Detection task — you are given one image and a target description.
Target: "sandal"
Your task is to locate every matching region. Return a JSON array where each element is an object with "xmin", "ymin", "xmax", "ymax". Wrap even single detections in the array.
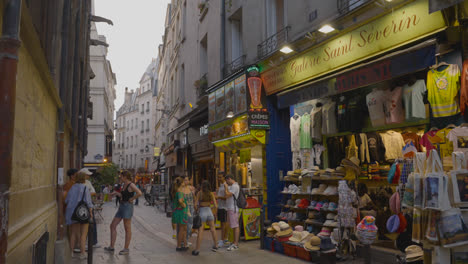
[{"xmin": 104, "ymin": 247, "xmax": 114, "ymax": 252}]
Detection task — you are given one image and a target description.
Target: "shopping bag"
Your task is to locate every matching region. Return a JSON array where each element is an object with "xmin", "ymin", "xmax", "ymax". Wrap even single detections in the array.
[
  {"xmin": 402, "ymin": 172, "xmax": 414, "ymax": 208},
  {"xmin": 438, "ymin": 208, "xmax": 468, "ymax": 245},
  {"xmin": 449, "ymin": 152, "xmax": 468, "ymax": 207},
  {"xmin": 425, "ymin": 210, "xmax": 440, "ymax": 243},
  {"xmin": 423, "ymin": 150, "xmax": 451, "ymax": 211},
  {"xmin": 412, "ymin": 208, "xmax": 423, "ymax": 243}
]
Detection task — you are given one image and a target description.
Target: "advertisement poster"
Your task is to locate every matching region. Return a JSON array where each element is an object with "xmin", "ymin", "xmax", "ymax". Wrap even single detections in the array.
[
  {"xmin": 215, "ymin": 86, "xmax": 225, "ymax": 122},
  {"xmin": 208, "ymin": 92, "xmax": 216, "ymax": 124},
  {"xmin": 242, "ymin": 208, "xmax": 261, "ymax": 240},
  {"xmin": 225, "ymin": 81, "xmax": 235, "ymax": 114},
  {"xmin": 234, "ymin": 75, "xmax": 247, "ymax": 114}
]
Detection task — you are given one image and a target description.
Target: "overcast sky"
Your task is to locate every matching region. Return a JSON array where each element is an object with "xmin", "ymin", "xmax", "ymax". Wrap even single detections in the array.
[{"xmin": 94, "ymin": 0, "xmax": 170, "ymax": 115}]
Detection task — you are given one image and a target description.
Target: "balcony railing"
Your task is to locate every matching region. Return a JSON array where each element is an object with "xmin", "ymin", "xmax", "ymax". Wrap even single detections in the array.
[
  {"xmin": 195, "ymin": 73, "xmax": 208, "ymax": 97},
  {"xmin": 257, "ymin": 26, "xmax": 290, "ymax": 60},
  {"xmin": 223, "ymin": 55, "xmax": 246, "ymax": 78},
  {"xmin": 337, "ymin": 0, "xmax": 372, "ymax": 16}
]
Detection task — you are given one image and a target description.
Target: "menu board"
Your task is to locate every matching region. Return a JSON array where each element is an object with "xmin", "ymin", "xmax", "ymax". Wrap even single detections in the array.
[
  {"xmin": 215, "ymin": 86, "xmax": 225, "ymax": 122},
  {"xmin": 234, "ymin": 75, "xmax": 247, "ymax": 114},
  {"xmin": 208, "ymin": 92, "xmax": 216, "ymax": 123},
  {"xmin": 225, "ymin": 81, "xmax": 235, "ymax": 114}
]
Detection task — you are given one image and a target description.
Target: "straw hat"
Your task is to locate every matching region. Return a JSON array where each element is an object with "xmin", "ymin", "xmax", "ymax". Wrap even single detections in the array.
[
  {"xmin": 289, "ymin": 231, "xmax": 304, "ymax": 242},
  {"xmin": 304, "ymin": 236, "xmax": 321, "ymax": 251},
  {"xmin": 405, "ymin": 245, "xmax": 423, "ymax": 262},
  {"xmin": 272, "ymin": 222, "xmax": 281, "ymax": 232}
]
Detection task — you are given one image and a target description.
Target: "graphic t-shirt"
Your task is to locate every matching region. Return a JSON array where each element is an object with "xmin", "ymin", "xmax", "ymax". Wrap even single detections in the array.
[
  {"xmin": 420, "ymin": 130, "xmax": 439, "ymax": 157},
  {"xmin": 367, "ymin": 89, "xmax": 388, "ymax": 127},
  {"xmin": 379, "ymin": 131, "xmax": 405, "ymax": 161},
  {"xmin": 427, "ymin": 64, "xmax": 461, "ymax": 117},
  {"xmin": 337, "ymin": 96, "xmax": 347, "ymax": 132},
  {"xmin": 347, "ymin": 95, "xmax": 366, "ymax": 132},
  {"xmin": 327, "ymin": 137, "xmax": 347, "ymax": 168},
  {"xmin": 300, "ymin": 113, "xmax": 312, "ymax": 149},
  {"xmin": 402, "ymin": 80, "xmax": 427, "ymax": 120},
  {"xmin": 311, "ymin": 107, "xmax": 322, "ymax": 141},
  {"xmin": 384, "ymin": 87, "xmax": 405, "ymax": 124},
  {"xmin": 366, "ymin": 132, "xmax": 386, "ymax": 163},
  {"xmin": 402, "ymin": 132, "xmax": 422, "ymax": 152},
  {"xmin": 322, "ymin": 101, "xmax": 337, "ymax": 135},
  {"xmin": 448, "ymin": 127, "xmax": 468, "ymax": 158},
  {"xmin": 290, "ymin": 115, "xmax": 301, "ymax": 152}
]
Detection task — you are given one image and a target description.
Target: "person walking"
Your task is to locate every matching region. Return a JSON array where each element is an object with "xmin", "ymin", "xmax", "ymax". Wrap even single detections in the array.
[
  {"xmin": 224, "ymin": 174, "xmax": 240, "ymax": 251},
  {"xmin": 192, "ymin": 180, "xmax": 218, "ymax": 256},
  {"xmin": 104, "ymin": 170, "xmax": 142, "ymax": 255},
  {"xmin": 65, "ymin": 172, "xmax": 94, "ymax": 259},
  {"xmin": 172, "ymin": 177, "xmax": 190, "ymax": 251},
  {"xmin": 79, "ymin": 168, "xmax": 100, "ymax": 249},
  {"xmin": 215, "ymin": 173, "xmax": 229, "ymax": 248},
  {"xmin": 103, "ymin": 185, "xmax": 109, "ymax": 202},
  {"xmin": 182, "ymin": 176, "xmax": 195, "ymax": 246}
]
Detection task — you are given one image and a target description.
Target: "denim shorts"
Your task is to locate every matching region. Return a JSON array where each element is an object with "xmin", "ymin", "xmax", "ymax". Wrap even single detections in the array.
[
  {"xmin": 199, "ymin": 207, "xmax": 214, "ymax": 223},
  {"xmin": 115, "ymin": 202, "xmax": 134, "ymax": 219}
]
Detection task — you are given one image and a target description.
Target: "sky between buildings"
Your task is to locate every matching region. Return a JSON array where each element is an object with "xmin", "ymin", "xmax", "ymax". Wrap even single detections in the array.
[{"xmin": 94, "ymin": 0, "xmax": 170, "ymax": 117}]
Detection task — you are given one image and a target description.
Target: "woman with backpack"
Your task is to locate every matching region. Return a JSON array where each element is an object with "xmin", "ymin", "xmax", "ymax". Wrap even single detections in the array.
[
  {"xmin": 105, "ymin": 170, "xmax": 142, "ymax": 255},
  {"xmin": 65, "ymin": 172, "xmax": 94, "ymax": 259},
  {"xmin": 192, "ymin": 180, "xmax": 218, "ymax": 256}
]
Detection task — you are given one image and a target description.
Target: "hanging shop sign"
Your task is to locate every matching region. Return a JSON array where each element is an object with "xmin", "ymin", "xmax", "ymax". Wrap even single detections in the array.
[
  {"xmin": 208, "ymin": 115, "xmax": 249, "ymax": 142},
  {"xmin": 246, "ymin": 66, "xmax": 270, "ymax": 130},
  {"xmin": 153, "ymin": 147, "xmax": 160, "ymax": 157},
  {"xmin": 261, "ymin": 0, "xmax": 446, "ymax": 95},
  {"xmin": 248, "ymin": 109, "xmax": 270, "ymax": 129}
]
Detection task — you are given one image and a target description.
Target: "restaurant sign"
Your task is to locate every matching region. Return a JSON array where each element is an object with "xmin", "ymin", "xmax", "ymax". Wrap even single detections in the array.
[{"xmin": 261, "ymin": 0, "xmax": 446, "ymax": 95}]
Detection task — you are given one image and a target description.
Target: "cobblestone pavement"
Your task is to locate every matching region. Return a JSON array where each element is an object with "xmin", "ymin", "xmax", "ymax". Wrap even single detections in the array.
[{"xmin": 69, "ymin": 201, "xmax": 319, "ymax": 264}]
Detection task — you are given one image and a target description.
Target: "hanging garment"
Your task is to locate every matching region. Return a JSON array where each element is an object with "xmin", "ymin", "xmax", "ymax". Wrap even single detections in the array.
[
  {"xmin": 314, "ymin": 144, "xmax": 325, "ymax": 166},
  {"xmin": 427, "ymin": 64, "xmax": 461, "ymax": 117},
  {"xmin": 459, "ymin": 59, "xmax": 468, "ymax": 115},
  {"xmin": 357, "ymin": 133, "xmax": 370, "ymax": 164},
  {"xmin": 337, "ymin": 96, "xmax": 347, "ymax": 132},
  {"xmin": 366, "ymin": 132, "xmax": 386, "ymax": 163},
  {"xmin": 346, "ymin": 135, "xmax": 359, "ymax": 159},
  {"xmin": 300, "ymin": 113, "xmax": 312, "ymax": 149},
  {"xmin": 327, "ymin": 137, "xmax": 347, "ymax": 168},
  {"xmin": 367, "ymin": 88, "xmax": 389, "ymax": 127},
  {"xmin": 403, "ymin": 79, "xmax": 427, "ymax": 120},
  {"xmin": 322, "ymin": 101, "xmax": 337, "ymax": 135},
  {"xmin": 290, "ymin": 115, "xmax": 301, "ymax": 152},
  {"xmin": 420, "ymin": 130, "xmax": 439, "ymax": 157},
  {"xmin": 379, "ymin": 131, "xmax": 405, "ymax": 161},
  {"xmin": 447, "ymin": 126, "xmax": 468, "ymax": 159},
  {"xmin": 347, "ymin": 94, "xmax": 366, "ymax": 132},
  {"xmin": 402, "ymin": 132, "xmax": 422, "ymax": 152},
  {"xmin": 384, "ymin": 87, "xmax": 405, "ymax": 124},
  {"xmin": 311, "ymin": 107, "xmax": 322, "ymax": 142}
]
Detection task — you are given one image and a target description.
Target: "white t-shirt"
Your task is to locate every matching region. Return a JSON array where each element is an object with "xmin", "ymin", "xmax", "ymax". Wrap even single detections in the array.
[
  {"xmin": 217, "ymin": 184, "xmax": 226, "ymax": 209},
  {"xmin": 225, "ymin": 182, "xmax": 240, "ymax": 211},
  {"xmin": 85, "ymin": 180, "xmax": 96, "ymax": 194},
  {"xmin": 290, "ymin": 115, "xmax": 301, "ymax": 152},
  {"xmin": 103, "ymin": 187, "xmax": 109, "ymax": 194},
  {"xmin": 379, "ymin": 130, "xmax": 405, "ymax": 161},
  {"xmin": 367, "ymin": 89, "xmax": 388, "ymax": 127},
  {"xmin": 448, "ymin": 127, "xmax": 468, "ymax": 158},
  {"xmin": 402, "ymin": 80, "xmax": 427, "ymax": 120}
]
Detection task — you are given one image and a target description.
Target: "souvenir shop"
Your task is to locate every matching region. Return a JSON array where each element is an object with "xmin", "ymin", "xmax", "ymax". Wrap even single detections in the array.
[
  {"xmin": 261, "ymin": 0, "xmax": 468, "ymax": 263},
  {"xmin": 207, "ymin": 67, "xmax": 268, "ymax": 240}
]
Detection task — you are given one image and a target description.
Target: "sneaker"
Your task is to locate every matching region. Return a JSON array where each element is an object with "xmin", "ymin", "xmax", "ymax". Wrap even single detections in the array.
[
  {"xmin": 211, "ymin": 246, "xmax": 218, "ymax": 252},
  {"xmin": 79, "ymin": 254, "xmax": 87, "ymax": 260},
  {"xmin": 227, "ymin": 244, "xmax": 239, "ymax": 251},
  {"xmin": 119, "ymin": 249, "xmax": 130, "ymax": 255},
  {"xmin": 93, "ymin": 244, "xmax": 101, "ymax": 249},
  {"xmin": 104, "ymin": 247, "xmax": 115, "ymax": 252},
  {"xmin": 192, "ymin": 250, "xmax": 199, "ymax": 256},
  {"xmin": 223, "ymin": 240, "xmax": 231, "ymax": 248},
  {"xmin": 217, "ymin": 240, "xmax": 224, "ymax": 248},
  {"xmin": 187, "ymin": 242, "xmax": 192, "ymax": 247},
  {"xmin": 73, "ymin": 248, "xmax": 81, "ymax": 253}
]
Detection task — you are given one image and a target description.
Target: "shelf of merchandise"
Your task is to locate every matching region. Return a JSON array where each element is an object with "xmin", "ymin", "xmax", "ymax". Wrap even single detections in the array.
[
  {"xmin": 280, "ymin": 192, "xmax": 311, "ymax": 196},
  {"xmin": 311, "ymin": 177, "xmax": 344, "ymax": 181}
]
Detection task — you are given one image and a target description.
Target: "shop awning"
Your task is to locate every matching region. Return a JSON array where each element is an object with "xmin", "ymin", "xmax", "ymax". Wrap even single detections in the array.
[{"xmin": 212, "ymin": 129, "xmax": 267, "ymax": 152}]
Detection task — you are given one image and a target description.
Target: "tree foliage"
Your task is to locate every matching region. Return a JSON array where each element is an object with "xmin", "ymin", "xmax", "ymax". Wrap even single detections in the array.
[{"xmin": 92, "ymin": 163, "xmax": 119, "ymax": 192}]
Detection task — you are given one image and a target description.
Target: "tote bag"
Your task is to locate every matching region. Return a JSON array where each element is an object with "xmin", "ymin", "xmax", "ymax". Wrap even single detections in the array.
[
  {"xmin": 413, "ymin": 153, "xmax": 425, "ymax": 208},
  {"xmin": 71, "ymin": 187, "xmax": 90, "ymax": 224},
  {"xmin": 423, "ymin": 150, "xmax": 451, "ymax": 211}
]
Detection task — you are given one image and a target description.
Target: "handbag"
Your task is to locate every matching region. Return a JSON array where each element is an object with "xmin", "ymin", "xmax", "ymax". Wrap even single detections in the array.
[
  {"xmin": 192, "ymin": 214, "xmax": 202, "ymax": 230},
  {"xmin": 72, "ymin": 187, "xmax": 91, "ymax": 224}
]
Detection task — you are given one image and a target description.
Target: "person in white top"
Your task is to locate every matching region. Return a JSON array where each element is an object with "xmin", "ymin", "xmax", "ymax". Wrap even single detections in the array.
[
  {"xmin": 215, "ymin": 173, "xmax": 229, "ymax": 248},
  {"xmin": 224, "ymin": 174, "xmax": 240, "ymax": 251}
]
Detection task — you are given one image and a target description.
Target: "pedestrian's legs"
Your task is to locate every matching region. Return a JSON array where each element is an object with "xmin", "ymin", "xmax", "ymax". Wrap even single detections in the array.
[
  {"xmin": 135, "ymin": 197, "xmax": 139, "ymax": 206},
  {"xmin": 194, "ymin": 224, "xmax": 204, "ymax": 251},
  {"xmin": 109, "ymin": 217, "xmax": 122, "ymax": 248},
  {"xmin": 80, "ymin": 223, "xmax": 89, "ymax": 254},
  {"xmin": 70, "ymin": 224, "xmax": 79, "ymax": 252},
  {"xmin": 186, "ymin": 206, "xmax": 193, "ymax": 241},
  {"xmin": 123, "ymin": 219, "xmax": 132, "ymax": 249},
  {"xmin": 221, "ymin": 222, "xmax": 228, "ymax": 241},
  {"xmin": 233, "ymin": 227, "xmax": 240, "ymax": 246},
  {"xmin": 177, "ymin": 224, "xmax": 187, "ymax": 248},
  {"xmin": 172, "ymin": 223, "xmax": 177, "ymax": 239},
  {"xmin": 208, "ymin": 220, "xmax": 217, "ymax": 247}
]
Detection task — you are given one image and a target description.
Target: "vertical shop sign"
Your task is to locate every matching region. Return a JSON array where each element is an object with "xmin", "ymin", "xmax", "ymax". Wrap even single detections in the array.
[
  {"xmin": 225, "ymin": 81, "xmax": 235, "ymax": 114},
  {"xmin": 215, "ymin": 86, "xmax": 225, "ymax": 122},
  {"xmin": 234, "ymin": 74, "xmax": 247, "ymax": 114},
  {"xmin": 247, "ymin": 66, "xmax": 270, "ymax": 129},
  {"xmin": 208, "ymin": 92, "xmax": 216, "ymax": 123}
]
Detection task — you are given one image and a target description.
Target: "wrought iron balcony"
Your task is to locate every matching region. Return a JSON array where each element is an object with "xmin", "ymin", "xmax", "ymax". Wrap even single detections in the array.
[
  {"xmin": 257, "ymin": 26, "xmax": 290, "ymax": 60},
  {"xmin": 337, "ymin": 0, "xmax": 372, "ymax": 16},
  {"xmin": 223, "ymin": 55, "xmax": 246, "ymax": 78}
]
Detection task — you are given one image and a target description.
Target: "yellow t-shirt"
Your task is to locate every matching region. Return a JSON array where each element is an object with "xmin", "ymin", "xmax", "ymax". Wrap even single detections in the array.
[{"xmin": 427, "ymin": 65, "xmax": 460, "ymax": 117}]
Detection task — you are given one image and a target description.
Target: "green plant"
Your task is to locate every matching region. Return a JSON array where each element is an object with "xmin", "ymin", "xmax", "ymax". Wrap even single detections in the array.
[{"xmin": 92, "ymin": 163, "xmax": 119, "ymax": 191}]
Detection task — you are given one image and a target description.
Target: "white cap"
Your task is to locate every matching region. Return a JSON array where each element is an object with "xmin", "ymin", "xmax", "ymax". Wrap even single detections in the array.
[{"xmin": 79, "ymin": 168, "xmax": 93, "ymax": 175}]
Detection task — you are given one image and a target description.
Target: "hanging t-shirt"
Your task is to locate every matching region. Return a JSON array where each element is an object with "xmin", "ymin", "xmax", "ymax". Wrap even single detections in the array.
[
  {"xmin": 322, "ymin": 101, "xmax": 337, "ymax": 135},
  {"xmin": 314, "ymin": 144, "xmax": 325, "ymax": 166},
  {"xmin": 435, "ymin": 127, "xmax": 454, "ymax": 167},
  {"xmin": 420, "ymin": 130, "xmax": 439, "ymax": 157},
  {"xmin": 356, "ymin": 133, "xmax": 370, "ymax": 164},
  {"xmin": 384, "ymin": 87, "xmax": 405, "ymax": 124},
  {"xmin": 366, "ymin": 132, "xmax": 386, "ymax": 163},
  {"xmin": 402, "ymin": 80, "xmax": 427, "ymax": 120},
  {"xmin": 379, "ymin": 131, "xmax": 405, "ymax": 161},
  {"xmin": 346, "ymin": 135, "xmax": 359, "ymax": 159},
  {"xmin": 292, "ymin": 151, "xmax": 302, "ymax": 170},
  {"xmin": 290, "ymin": 115, "xmax": 301, "ymax": 152},
  {"xmin": 347, "ymin": 95, "xmax": 366, "ymax": 132},
  {"xmin": 301, "ymin": 148, "xmax": 315, "ymax": 169},
  {"xmin": 367, "ymin": 89, "xmax": 388, "ymax": 127},
  {"xmin": 337, "ymin": 96, "xmax": 347, "ymax": 132},
  {"xmin": 427, "ymin": 64, "xmax": 461, "ymax": 117},
  {"xmin": 311, "ymin": 107, "xmax": 322, "ymax": 142},
  {"xmin": 327, "ymin": 136, "xmax": 347, "ymax": 168},
  {"xmin": 460, "ymin": 59, "xmax": 468, "ymax": 115},
  {"xmin": 402, "ymin": 132, "xmax": 422, "ymax": 152},
  {"xmin": 300, "ymin": 113, "xmax": 312, "ymax": 149},
  {"xmin": 448, "ymin": 127, "xmax": 468, "ymax": 158}
]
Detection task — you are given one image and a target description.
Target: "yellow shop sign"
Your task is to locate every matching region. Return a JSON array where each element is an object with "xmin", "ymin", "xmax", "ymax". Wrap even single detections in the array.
[{"xmin": 261, "ymin": 0, "xmax": 446, "ymax": 95}]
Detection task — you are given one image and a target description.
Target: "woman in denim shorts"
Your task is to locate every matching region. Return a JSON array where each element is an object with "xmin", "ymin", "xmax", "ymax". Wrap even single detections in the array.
[
  {"xmin": 192, "ymin": 180, "xmax": 218, "ymax": 256},
  {"xmin": 105, "ymin": 171, "xmax": 142, "ymax": 255}
]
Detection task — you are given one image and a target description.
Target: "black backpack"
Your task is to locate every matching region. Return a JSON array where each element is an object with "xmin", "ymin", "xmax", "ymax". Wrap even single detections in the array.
[
  {"xmin": 234, "ymin": 187, "xmax": 247, "ymax": 211},
  {"xmin": 72, "ymin": 187, "xmax": 90, "ymax": 224}
]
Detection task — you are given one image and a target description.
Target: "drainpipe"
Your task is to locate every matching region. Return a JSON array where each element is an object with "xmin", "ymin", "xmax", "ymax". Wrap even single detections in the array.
[
  {"xmin": 0, "ymin": 0, "xmax": 22, "ymax": 262},
  {"xmin": 57, "ymin": 0, "xmax": 71, "ymax": 241},
  {"xmin": 220, "ymin": 0, "xmax": 226, "ymax": 79}
]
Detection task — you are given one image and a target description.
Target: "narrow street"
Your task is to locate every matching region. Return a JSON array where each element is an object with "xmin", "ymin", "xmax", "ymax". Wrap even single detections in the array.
[{"xmin": 71, "ymin": 201, "xmax": 310, "ymax": 264}]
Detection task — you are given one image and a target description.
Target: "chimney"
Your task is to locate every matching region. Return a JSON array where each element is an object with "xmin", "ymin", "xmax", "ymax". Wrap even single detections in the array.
[{"xmin": 124, "ymin": 87, "xmax": 132, "ymax": 103}]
